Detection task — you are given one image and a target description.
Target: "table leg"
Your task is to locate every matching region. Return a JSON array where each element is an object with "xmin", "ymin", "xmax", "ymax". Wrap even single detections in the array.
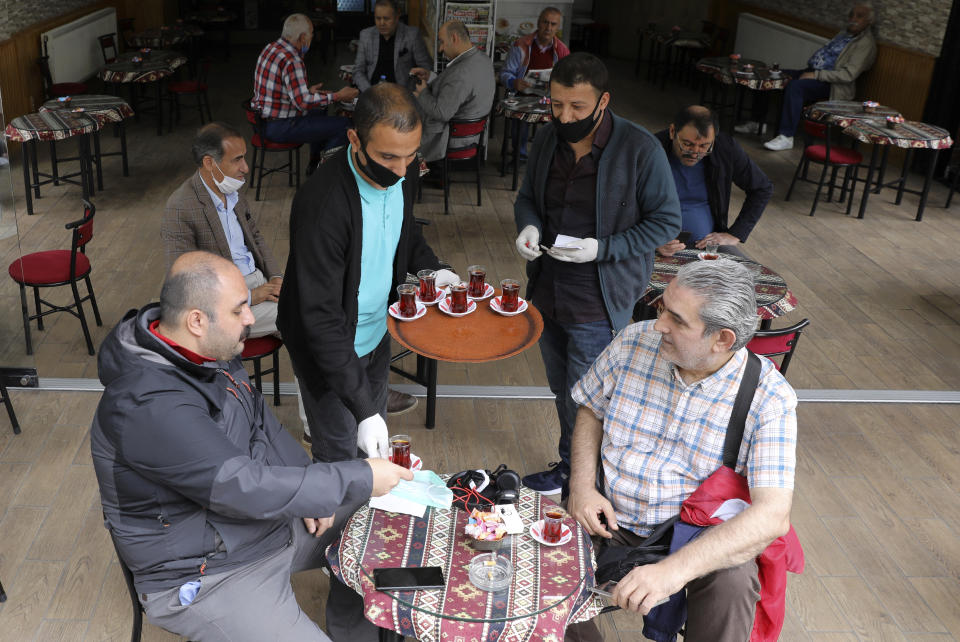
[
  {"xmin": 30, "ymin": 141, "xmax": 41, "ymax": 200},
  {"xmin": 79, "ymin": 135, "xmax": 94, "ymax": 199},
  {"xmin": 856, "ymin": 145, "xmax": 880, "ymax": 219},
  {"xmin": 22, "ymin": 141, "xmax": 34, "ymax": 215},
  {"xmin": 156, "ymin": 80, "xmax": 164, "ymax": 136},
  {"xmin": 875, "ymin": 146, "xmax": 890, "ymax": 194},
  {"xmin": 426, "ymin": 357, "xmax": 437, "ymax": 429},
  {"xmin": 512, "ymin": 124, "xmax": 520, "ymax": 191},
  {"xmin": 916, "ymin": 149, "xmax": 939, "ymax": 222},
  {"xmin": 499, "ymin": 119, "xmax": 509, "ymax": 177},
  {"xmin": 93, "ymin": 130, "xmax": 104, "ymax": 191},
  {"xmin": 895, "ymin": 148, "xmax": 912, "ymax": 206},
  {"xmin": 731, "ymin": 86, "xmax": 744, "ymax": 134},
  {"xmin": 120, "ymin": 121, "xmax": 129, "ymax": 176},
  {"xmin": 49, "ymin": 141, "xmax": 60, "ymax": 186}
]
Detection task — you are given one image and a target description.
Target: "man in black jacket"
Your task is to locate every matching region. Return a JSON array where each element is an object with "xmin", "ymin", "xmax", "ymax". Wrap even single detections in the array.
[
  {"xmin": 655, "ymin": 106, "xmax": 772, "ymax": 258},
  {"xmin": 278, "ymin": 83, "xmax": 458, "ymax": 464},
  {"xmin": 91, "ymin": 251, "xmax": 412, "ymax": 641}
]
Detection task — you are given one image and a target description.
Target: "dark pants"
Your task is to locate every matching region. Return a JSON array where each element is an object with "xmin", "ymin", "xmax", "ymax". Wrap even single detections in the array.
[
  {"xmin": 566, "ymin": 526, "xmax": 761, "ymax": 642},
  {"xmin": 776, "ymin": 70, "xmax": 831, "ymax": 137},
  {"xmin": 538, "ymin": 315, "xmax": 615, "ymax": 475},
  {"xmin": 263, "ymin": 110, "xmax": 351, "ymax": 160},
  {"xmin": 291, "ymin": 333, "xmax": 391, "ymax": 463}
]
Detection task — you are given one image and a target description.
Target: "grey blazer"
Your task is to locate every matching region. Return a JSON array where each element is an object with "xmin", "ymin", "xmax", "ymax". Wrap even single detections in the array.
[
  {"xmin": 354, "ymin": 23, "xmax": 432, "ymax": 92},
  {"xmin": 417, "ymin": 47, "xmax": 496, "ymax": 162}
]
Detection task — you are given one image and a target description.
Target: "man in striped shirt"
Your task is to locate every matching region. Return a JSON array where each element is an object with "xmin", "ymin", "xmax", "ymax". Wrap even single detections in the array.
[
  {"xmin": 567, "ymin": 259, "xmax": 797, "ymax": 641},
  {"xmin": 252, "ymin": 13, "xmax": 359, "ymax": 169}
]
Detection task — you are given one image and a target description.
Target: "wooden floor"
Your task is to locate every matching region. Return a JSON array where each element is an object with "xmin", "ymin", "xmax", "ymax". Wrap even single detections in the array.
[{"xmin": 0, "ymin": 42, "xmax": 959, "ymax": 641}]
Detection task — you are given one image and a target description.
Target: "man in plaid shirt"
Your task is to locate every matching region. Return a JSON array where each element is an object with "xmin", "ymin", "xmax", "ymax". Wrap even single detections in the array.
[
  {"xmin": 567, "ymin": 259, "xmax": 797, "ymax": 642},
  {"xmin": 252, "ymin": 14, "xmax": 359, "ymax": 168}
]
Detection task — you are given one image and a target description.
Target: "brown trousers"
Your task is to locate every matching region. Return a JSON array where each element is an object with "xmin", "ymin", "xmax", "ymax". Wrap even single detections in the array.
[{"xmin": 566, "ymin": 526, "xmax": 761, "ymax": 642}]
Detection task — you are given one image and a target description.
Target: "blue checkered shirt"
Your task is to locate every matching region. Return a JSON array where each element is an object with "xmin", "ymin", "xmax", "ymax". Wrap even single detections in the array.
[
  {"xmin": 807, "ymin": 32, "xmax": 854, "ymax": 71},
  {"xmin": 571, "ymin": 320, "xmax": 797, "ymax": 536}
]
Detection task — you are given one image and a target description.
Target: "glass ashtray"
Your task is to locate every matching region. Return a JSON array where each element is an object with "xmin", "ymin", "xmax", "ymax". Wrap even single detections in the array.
[{"xmin": 468, "ymin": 553, "xmax": 512, "ymax": 592}]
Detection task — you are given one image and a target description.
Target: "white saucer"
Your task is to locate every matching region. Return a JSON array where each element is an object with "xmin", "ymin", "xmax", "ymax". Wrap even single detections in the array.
[
  {"xmin": 529, "ymin": 520, "xmax": 573, "ymax": 547},
  {"xmin": 388, "ymin": 300, "xmax": 427, "ymax": 321},
  {"xmin": 416, "ymin": 287, "xmax": 448, "ymax": 306},
  {"xmin": 489, "ymin": 296, "xmax": 528, "ymax": 316},
  {"xmin": 438, "ymin": 297, "xmax": 477, "ymax": 317},
  {"xmin": 467, "ymin": 283, "xmax": 495, "ymax": 301},
  {"xmin": 697, "ymin": 252, "xmax": 722, "ymax": 261}
]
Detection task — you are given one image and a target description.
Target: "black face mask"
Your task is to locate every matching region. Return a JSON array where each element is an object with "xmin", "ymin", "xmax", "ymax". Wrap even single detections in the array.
[
  {"xmin": 552, "ymin": 97, "xmax": 602, "ymax": 144},
  {"xmin": 357, "ymin": 144, "xmax": 407, "ymax": 188}
]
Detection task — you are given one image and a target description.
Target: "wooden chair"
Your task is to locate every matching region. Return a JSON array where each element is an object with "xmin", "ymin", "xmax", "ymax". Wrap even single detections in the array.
[
  {"xmin": 7, "ymin": 200, "xmax": 102, "ymax": 355},
  {"xmin": 98, "ymin": 33, "xmax": 119, "ymax": 64},
  {"xmin": 166, "ymin": 61, "xmax": 213, "ymax": 131},
  {"xmin": 440, "ymin": 116, "xmax": 488, "ymax": 214},
  {"xmin": 785, "ymin": 120, "xmax": 862, "ymax": 216},
  {"xmin": 242, "ymin": 100, "xmax": 302, "ymax": 201},
  {"xmin": 118, "ymin": 17, "xmax": 136, "ymax": 50},
  {"xmin": 747, "ymin": 318, "xmax": 811, "ymax": 376},
  {"xmin": 37, "ymin": 55, "xmax": 89, "ymax": 100},
  {"xmin": 241, "ymin": 336, "xmax": 283, "ymax": 406}
]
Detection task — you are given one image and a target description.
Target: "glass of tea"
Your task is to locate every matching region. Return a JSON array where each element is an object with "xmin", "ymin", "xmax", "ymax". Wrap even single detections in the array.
[
  {"xmin": 396, "ymin": 284, "xmax": 418, "ymax": 317},
  {"xmin": 449, "ymin": 283, "xmax": 468, "ymax": 313},
  {"xmin": 390, "ymin": 434, "xmax": 411, "ymax": 468},
  {"xmin": 467, "ymin": 265, "xmax": 486, "ymax": 298},
  {"xmin": 417, "ymin": 269, "xmax": 437, "ymax": 302},
  {"xmin": 500, "ymin": 279, "xmax": 520, "ymax": 312},
  {"xmin": 543, "ymin": 509, "xmax": 564, "ymax": 544}
]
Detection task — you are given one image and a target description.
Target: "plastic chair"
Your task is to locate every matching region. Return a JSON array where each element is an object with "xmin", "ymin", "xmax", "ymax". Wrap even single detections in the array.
[
  {"xmin": 747, "ymin": 318, "xmax": 811, "ymax": 376},
  {"xmin": 241, "ymin": 336, "xmax": 283, "ymax": 406},
  {"xmin": 441, "ymin": 116, "xmax": 488, "ymax": 215},
  {"xmin": 166, "ymin": 61, "xmax": 213, "ymax": 131},
  {"xmin": 785, "ymin": 120, "xmax": 862, "ymax": 217},
  {"xmin": 37, "ymin": 56, "xmax": 88, "ymax": 100},
  {"xmin": 243, "ymin": 100, "xmax": 302, "ymax": 201},
  {"xmin": 7, "ymin": 200, "xmax": 102, "ymax": 355},
  {"xmin": 98, "ymin": 33, "xmax": 119, "ymax": 64}
]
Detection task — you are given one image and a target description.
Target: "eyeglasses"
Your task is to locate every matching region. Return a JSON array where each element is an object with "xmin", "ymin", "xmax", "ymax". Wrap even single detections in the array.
[{"xmin": 675, "ymin": 137, "xmax": 714, "ymax": 156}]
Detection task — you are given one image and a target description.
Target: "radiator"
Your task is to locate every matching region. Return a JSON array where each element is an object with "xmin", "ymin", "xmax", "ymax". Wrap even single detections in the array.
[
  {"xmin": 733, "ymin": 12, "xmax": 828, "ymax": 69},
  {"xmin": 41, "ymin": 7, "xmax": 118, "ymax": 84}
]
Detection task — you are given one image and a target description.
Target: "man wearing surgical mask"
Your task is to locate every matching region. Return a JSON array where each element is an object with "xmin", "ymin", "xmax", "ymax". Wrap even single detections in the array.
[
  {"xmin": 279, "ymin": 83, "xmax": 459, "ymax": 465},
  {"xmin": 513, "ymin": 52, "xmax": 681, "ymax": 497},
  {"xmin": 655, "ymin": 106, "xmax": 772, "ymax": 258}
]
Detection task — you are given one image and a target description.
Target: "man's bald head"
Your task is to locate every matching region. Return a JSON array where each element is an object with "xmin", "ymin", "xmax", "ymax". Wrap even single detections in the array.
[
  {"xmin": 160, "ymin": 252, "xmax": 236, "ymax": 324},
  {"xmin": 672, "ymin": 105, "xmax": 718, "ymax": 138}
]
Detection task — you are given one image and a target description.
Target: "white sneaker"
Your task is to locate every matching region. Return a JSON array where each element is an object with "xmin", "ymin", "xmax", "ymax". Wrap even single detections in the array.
[
  {"xmin": 764, "ymin": 135, "xmax": 794, "ymax": 151},
  {"xmin": 734, "ymin": 122, "xmax": 765, "ymax": 135}
]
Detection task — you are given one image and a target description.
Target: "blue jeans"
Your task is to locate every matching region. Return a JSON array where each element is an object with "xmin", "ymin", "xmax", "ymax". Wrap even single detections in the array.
[
  {"xmin": 778, "ymin": 71, "xmax": 830, "ymax": 137},
  {"xmin": 538, "ymin": 315, "xmax": 615, "ymax": 474},
  {"xmin": 262, "ymin": 110, "xmax": 350, "ymax": 159}
]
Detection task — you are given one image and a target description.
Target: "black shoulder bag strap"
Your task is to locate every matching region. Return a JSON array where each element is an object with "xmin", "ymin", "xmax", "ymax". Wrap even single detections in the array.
[{"xmin": 722, "ymin": 351, "xmax": 762, "ymax": 470}]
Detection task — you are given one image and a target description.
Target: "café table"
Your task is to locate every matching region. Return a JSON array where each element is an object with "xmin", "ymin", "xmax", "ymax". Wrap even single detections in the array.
[
  {"xmin": 327, "ymin": 484, "xmax": 604, "ymax": 642},
  {"xmin": 496, "ymin": 96, "xmax": 552, "ymax": 191},
  {"xmin": 640, "ymin": 249, "xmax": 798, "ymax": 330},
  {"xmin": 696, "ymin": 56, "xmax": 790, "ymax": 130},
  {"xmin": 128, "ymin": 23, "xmax": 204, "ymax": 49},
  {"xmin": 388, "ymin": 287, "xmax": 544, "ymax": 429},
  {"xmin": 187, "ymin": 9, "xmax": 238, "ymax": 59},
  {"xmin": 41, "ymin": 94, "xmax": 134, "ymax": 189},
  {"xmin": 5, "ymin": 110, "xmax": 98, "ymax": 215},
  {"xmin": 841, "ymin": 118, "xmax": 953, "ymax": 221},
  {"xmin": 648, "ymin": 30, "xmax": 712, "ymax": 89},
  {"xmin": 99, "ymin": 50, "xmax": 188, "ymax": 136}
]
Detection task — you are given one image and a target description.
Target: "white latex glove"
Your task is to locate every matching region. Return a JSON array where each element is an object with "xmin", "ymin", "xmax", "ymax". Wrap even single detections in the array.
[
  {"xmin": 357, "ymin": 414, "xmax": 389, "ymax": 458},
  {"xmin": 515, "ymin": 225, "xmax": 543, "ymax": 261},
  {"xmin": 548, "ymin": 237, "xmax": 598, "ymax": 263},
  {"xmin": 434, "ymin": 268, "xmax": 460, "ymax": 288}
]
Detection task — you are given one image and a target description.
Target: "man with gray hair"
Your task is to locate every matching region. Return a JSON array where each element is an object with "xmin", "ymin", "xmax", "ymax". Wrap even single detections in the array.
[
  {"xmin": 567, "ymin": 259, "xmax": 797, "ymax": 641},
  {"xmin": 252, "ymin": 13, "xmax": 360, "ymax": 169}
]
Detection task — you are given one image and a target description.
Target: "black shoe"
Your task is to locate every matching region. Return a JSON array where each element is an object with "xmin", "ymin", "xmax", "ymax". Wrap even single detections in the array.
[{"xmin": 387, "ymin": 390, "xmax": 418, "ymax": 415}]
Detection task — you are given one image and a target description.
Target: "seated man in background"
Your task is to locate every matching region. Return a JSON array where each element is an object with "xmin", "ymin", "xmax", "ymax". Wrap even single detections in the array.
[
  {"xmin": 354, "ymin": 0, "xmax": 431, "ymax": 92},
  {"xmin": 252, "ymin": 13, "xmax": 359, "ymax": 169},
  {"xmin": 91, "ymin": 251, "xmax": 412, "ymax": 642},
  {"xmin": 567, "ymin": 259, "xmax": 797, "ymax": 642},
  {"xmin": 410, "ymin": 20, "xmax": 495, "ymax": 163},
  {"xmin": 499, "ymin": 6, "xmax": 569, "ymax": 158},
  {"xmin": 736, "ymin": 3, "xmax": 876, "ymax": 151},
  {"xmin": 656, "ymin": 106, "xmax": 772, "ymax": 258}
]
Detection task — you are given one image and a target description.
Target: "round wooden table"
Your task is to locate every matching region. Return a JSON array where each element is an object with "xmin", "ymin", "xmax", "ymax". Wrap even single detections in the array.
[
  {"xmin": 388, "ymin": 289, "xmax": 543, "ymax": 428},
  {"xmin": 496, "ymin": 96, "xmax": 552, "ymax": 191}
]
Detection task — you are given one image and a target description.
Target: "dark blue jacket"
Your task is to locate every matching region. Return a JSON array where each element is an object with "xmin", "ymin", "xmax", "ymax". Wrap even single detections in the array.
[{"xmin": 515, "ymin": 111, "xmax": 681, "ymax": 332}]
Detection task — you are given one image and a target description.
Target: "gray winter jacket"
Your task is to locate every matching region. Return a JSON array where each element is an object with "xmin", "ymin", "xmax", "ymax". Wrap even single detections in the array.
[{"xmin": 90, "ymin": 304, "xmax": 372, "ymax": 593}]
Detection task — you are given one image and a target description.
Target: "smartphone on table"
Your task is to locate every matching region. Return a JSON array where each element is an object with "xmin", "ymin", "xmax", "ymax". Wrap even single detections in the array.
[{"xmin": 373, "ymin": 566, "xmax": 446, "ymax": 591}]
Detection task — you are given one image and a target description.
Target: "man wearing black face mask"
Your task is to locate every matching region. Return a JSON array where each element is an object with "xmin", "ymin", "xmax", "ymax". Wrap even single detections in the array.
[
  {"xmin": 514, "ymin": 52, "xmax": 681, "ymax": 497},
  {"xmin": 279, "ymin": 83, "xmax": 459, "ymax": 465}
]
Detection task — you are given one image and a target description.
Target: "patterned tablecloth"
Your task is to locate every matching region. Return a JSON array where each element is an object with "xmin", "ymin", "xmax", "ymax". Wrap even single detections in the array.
[
  {"xmin": 99, "ymin": 49, "xmax": 188, "ymax": 83},
  {"xmin": 128, "ymin": 24, "xmax": 204, "ymax": 48},
  {"xmin": 642, "ymin": 250, "xmax": 798, "ymax": 320},
  {"xmin": 40, "ymin": 94, "xmax": 134, "ymax": 126},
  {"xmin": 497, "ymin": 96, "xmax": 552, "ymax": 124},
  {"xmin": 841, "ymin": 119, "xmax": 953, "ymax": 150},
  {"xmin": 5, "ymin": 109, "xmax": 100, "ymax": 143},
  {"xmin": 653, "ymin": 29, "xmax": 711, "ymax": 48},
  {"xmin": 339, "ymin": 64, "xmax": 355, "ymax": 82},
  {"xmin": 187, "ymin": 9, "xmax": 238, "ymax": 24},
  {"xmin": 804, "ymin": 100, "xmax": 902, "ymax": 128},
  {"xmin": 328, "ymin": 488, "xmax": 603, "ymax": 641},
  {"xmin": 695, "ymin": 57, "xmax": 790, "ymax": 91}
]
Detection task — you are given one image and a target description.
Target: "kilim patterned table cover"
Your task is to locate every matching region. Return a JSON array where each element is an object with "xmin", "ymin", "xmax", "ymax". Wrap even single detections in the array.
[
  {"xmin": 5, "ymin": 110, "xmax": 99, "ymax": 143},
  {"xmin": 99, "ymin": 49, "xmax": 187, "ymax": 83},
  {"xmin": 642, "ymin": 250, "xmax": 798, "ymax": 320},
  {"xmin": 804, "ymin": 100, "xmax": 901, "ymax": 128},
  {"xmin": 328, "ymin": 489, "xmax": 604, "ymax": 641},
  {"xmin": 695, "ymin": 57, "xmax": 790, "ymax": 91},
  {"xmin": 129, "ymin": 24, "xmax": 204, "ymax": 48},
  {"xmin": 40, "ymin": 94, "xmax": 134, "ymax": 127},
  {"xmin": 497, "ymin": 97, "xmax": 552, "ymax": 124},
  {"xmin": 841, "ymin": 119, "xmax": 953, "ymax": 150}
]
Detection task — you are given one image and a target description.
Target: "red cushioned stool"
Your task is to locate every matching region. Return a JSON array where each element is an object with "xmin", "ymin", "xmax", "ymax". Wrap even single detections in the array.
[
  {"xmin": 747, "ymin": 318, "xmax": 810, "ymax": 377},
  {"xmin": 785, "ymin": 120, "xmax": 863, "ymax": 217},
  {"xmin": 167, "ymin": 61, "xmax": 213, "ymax": 131},
  {"xmin": 241, "ymin": 335, "xmax": 283, "ymax": 406},
  {"xmin": 441, "ymin": 116, "xmax": 488, "ymax": 215},
  {"xmin": 243, "ymin": 99, "xmax": 301, "ymax": 201},
  {"xmin": 8, "ymin": 200, "xmax": 102, "ymax": 356}
]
